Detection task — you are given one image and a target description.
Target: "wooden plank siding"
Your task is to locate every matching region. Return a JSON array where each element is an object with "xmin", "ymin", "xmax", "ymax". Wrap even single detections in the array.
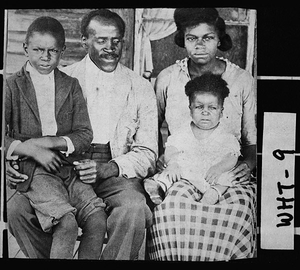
[
  {"xmin": 6, "ymin": 9, "xmax": 135, "ymax": 76},
  {"xmin": 150, "ymin": 8, "xmax": 256, "ymax": 78}
]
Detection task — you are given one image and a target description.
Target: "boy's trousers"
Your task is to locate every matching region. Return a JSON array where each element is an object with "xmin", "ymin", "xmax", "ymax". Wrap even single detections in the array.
[
  {"xmin": 22, "ymin": 165, "xmax": 105, "ymax": 233},
  {"xmin": 7, "ymin": 143, "xmax": 153, "ymax": 260}
]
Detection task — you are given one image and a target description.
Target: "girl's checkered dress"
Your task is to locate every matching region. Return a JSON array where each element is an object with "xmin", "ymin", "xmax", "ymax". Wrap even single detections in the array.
[{"xmin": 147, "ymin": 179, "xmax": 257, "ymax": 261}]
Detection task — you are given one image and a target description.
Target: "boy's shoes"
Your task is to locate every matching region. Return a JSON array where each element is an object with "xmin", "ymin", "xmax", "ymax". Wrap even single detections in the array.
[{"xmin": 144, "ymin": 178, "xmax": 165, "ymax": 205}]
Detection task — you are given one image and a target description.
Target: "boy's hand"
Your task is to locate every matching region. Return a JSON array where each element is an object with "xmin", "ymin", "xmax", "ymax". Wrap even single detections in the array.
[
  {"xmin": 18, "ymin": 138, "xmax": 62, "ymax": 173},
  {"xmin": 28, "ymin": 137, "xmax": 55, "ymax": 149},
  {"xmin": 28, "ymin": 136, "xmax": 68, "ymax": 152},
  {"xmin": 30, "ymin": 146, "xmax": 62, "ymax": 173}
]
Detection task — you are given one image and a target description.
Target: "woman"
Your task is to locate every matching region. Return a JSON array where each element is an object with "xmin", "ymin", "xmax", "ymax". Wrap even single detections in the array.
[{"xmin": 147, "ymin": 8, "xmax": 257, "ymax": 261}]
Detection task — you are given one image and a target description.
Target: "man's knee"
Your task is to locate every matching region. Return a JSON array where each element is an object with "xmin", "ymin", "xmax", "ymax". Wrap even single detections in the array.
[
  {"xmin": 97, "ymin": 177, "xmax": 153, "ymax": 227},
  {"xmin": 76, "ymin": 197, "xmax": 106, "ymax": 228},
  {"xmin": 7, "ymin": 193, "xmax": 34, "ymax": 232},
  {"xmin": 82, "ymin": 210, "xmax": 107, "ymax": 235},
  {"xmin": 109, "ymin": 191, "xmax": 153, "ymax": 227}
]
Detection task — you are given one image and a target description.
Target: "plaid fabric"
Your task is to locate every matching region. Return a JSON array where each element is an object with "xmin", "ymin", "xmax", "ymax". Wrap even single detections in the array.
[{"xmin": 147, "ymin": 179, "xmax": 257, "ymax": 261}]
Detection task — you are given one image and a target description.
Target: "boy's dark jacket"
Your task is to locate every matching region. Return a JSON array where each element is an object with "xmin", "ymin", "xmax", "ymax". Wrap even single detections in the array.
[{"xmin": 5, "ymin": 64, "xmax": 93, "ymax": 192}]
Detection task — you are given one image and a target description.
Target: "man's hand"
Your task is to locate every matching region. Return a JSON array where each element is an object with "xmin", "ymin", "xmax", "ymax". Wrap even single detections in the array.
[
  {"xmin": 73, "ymin": 159, "xmax": 119, "ymax": 184},
  {"xmin": 6, "ymin": 160, "xmax": 28, "ymax": 189},
  {"xmin": 156, "ymin": 154, "xmax": 166, "ymax": 173},
  {"xmin": 231, "ymin": 161, "xmax": 252, "ymax": 185}
]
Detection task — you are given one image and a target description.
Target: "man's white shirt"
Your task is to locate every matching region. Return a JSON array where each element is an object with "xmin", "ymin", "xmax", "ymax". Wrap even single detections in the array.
[{"xmin": 85, "ymin": 55, "xmax": 115, "ymax": 144}]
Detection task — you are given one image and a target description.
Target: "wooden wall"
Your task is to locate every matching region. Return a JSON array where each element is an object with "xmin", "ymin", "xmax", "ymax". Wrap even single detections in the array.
[
  {"xmin": 5, "ymin": 9, "xmax": 135, "ymax": 76},
  {"xmin": 151, "ymin": 8, "xmax": 255, "ymax": 78},
  {"xmin": 5, "ymin": 8, "xmax": 255, "ymax": 78}
]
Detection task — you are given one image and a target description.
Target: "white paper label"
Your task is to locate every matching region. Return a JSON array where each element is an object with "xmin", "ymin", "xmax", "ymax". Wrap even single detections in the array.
[{"xmin": 261, "ymin": 112, "xmax": 296, "ymax": 249}]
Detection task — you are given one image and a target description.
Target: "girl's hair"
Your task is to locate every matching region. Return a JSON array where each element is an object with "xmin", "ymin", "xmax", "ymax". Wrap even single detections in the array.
[
  {"xmin": 25, "ymin": 16, "xmax": 65, "ymax": 48},
  {"xmin": 80, "ymin": 9, "xmax": 125, "ymax": 38},
  {"xmin": 174, "ymin": 8, "xmax": 232, "ymax": 51},
  {"xmin": 185, "ymin": 72, "xmax": 230, "ymax": 105}
]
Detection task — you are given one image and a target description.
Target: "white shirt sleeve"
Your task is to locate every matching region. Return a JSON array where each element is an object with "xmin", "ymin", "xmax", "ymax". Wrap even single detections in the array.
[
  {"xmin": 61, "ymin": 136, "xmax": 75, "ymax": 157},
  {"xmin": 6, "ymin": 140, "xmax": 22, "ymax": 160}
]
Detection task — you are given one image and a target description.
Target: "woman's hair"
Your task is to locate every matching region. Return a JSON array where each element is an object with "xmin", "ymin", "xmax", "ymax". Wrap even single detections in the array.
[
  {"xmin": 80, "ymin": 9, "xmax": 125, "ymax": 38},
  {"xmin": 25, "ymin": 16, "xmax": 65, "ymax": 48},
  {"xmin": 174, "ymin": 8, "xmax": 232, "ymax": 51},
  {"xmin": 185, "ymin": 72, "xmax": 230, "ymax": 106}
]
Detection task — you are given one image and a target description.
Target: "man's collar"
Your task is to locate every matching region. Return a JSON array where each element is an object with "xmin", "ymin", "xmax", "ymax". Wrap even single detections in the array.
[{"xmin": 86, "ymin": 54, "xmax": 117, "ymax": 76}]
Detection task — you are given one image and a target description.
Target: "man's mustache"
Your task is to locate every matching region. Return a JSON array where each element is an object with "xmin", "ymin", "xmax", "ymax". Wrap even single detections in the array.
[{"xmin": 101, "ymin": 52, "xmax": 119, "ymax": 59}]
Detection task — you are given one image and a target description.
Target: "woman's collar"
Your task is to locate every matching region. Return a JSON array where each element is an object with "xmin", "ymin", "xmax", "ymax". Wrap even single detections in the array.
[
  {"xmin": 175, "ymin": 56, "xmax": 230, "ymax": 76},
  {"xmin": 176, "ymin": 57, "xmax": 189, "ymax": 74}
]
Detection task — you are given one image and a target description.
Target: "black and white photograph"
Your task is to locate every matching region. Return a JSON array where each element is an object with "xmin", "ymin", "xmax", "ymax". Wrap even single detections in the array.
[{"xmin": 0, "ymin": 7, "xmax": 299, "ymax": 263}]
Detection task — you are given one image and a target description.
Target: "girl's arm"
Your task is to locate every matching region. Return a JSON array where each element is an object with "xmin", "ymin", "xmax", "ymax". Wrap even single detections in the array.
[
  {"xmin": 159, "ymin": 145, "xmax": 182, "ymax": 183},
  {"xmin": 205, "ymin": 153, "xmax": 238, "ymax": 184},
  {"xmin": 164, "ymin": 145, "xmax": 180, "ymax": 165}
]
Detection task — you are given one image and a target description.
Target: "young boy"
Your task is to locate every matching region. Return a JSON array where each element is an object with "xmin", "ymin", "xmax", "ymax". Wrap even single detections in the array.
[
  {"xmin": 5, "ymin": 16, "xmax": 106, "ymax": 259},
  {"xmin": 144, "ymin": 73, "xmax": 240, "ymax": 205}
]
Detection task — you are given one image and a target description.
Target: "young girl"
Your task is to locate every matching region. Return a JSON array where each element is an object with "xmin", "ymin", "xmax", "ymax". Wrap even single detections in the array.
[{"xmin": 144, "ymin": 73, "xmax": 240, "ymax": 205}]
